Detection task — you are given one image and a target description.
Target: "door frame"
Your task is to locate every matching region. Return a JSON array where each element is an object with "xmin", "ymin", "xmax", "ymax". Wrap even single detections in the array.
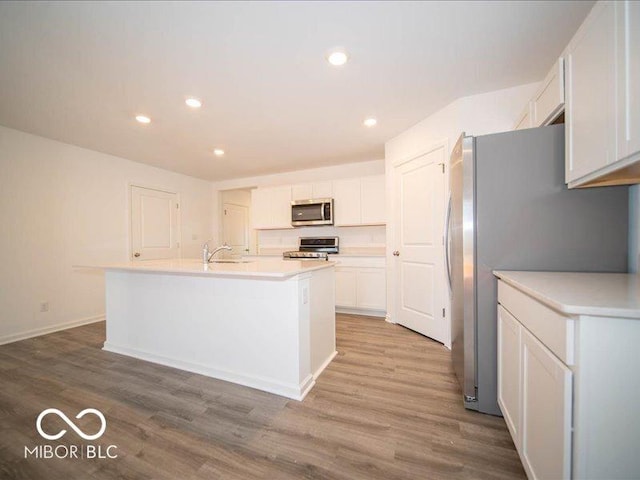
[
  {"xmin": 386, "ymin": 138, "xmax": 451, "ymax": 348},
  {"xmin": 128, "ymin": 183, "xmax": 182, "ymax": 260}
]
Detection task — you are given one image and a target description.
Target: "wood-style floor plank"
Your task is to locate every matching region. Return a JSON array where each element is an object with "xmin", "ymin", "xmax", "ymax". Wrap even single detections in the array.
[{"xmin": 0, "ymin": 314, "xmax": 525, "ymax": 479}]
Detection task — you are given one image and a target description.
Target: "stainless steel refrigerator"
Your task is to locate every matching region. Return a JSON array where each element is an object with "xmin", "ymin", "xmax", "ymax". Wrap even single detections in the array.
[{"xmin": 447, "ymin": 124, "xmax": 628, "ymax": 415}]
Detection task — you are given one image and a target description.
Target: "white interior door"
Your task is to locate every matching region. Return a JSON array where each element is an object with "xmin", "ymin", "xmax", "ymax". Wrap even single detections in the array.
[
  {"xmin": 392, "ymin": 146, "xmax": 446, "ymax": 343},
  {"xmin": 131, "ymin": 185, "xmax": 179, "ymax": 261},
  {"xmin": 223, "ymin": 203, "xmax": 249, "ymax": 257}
]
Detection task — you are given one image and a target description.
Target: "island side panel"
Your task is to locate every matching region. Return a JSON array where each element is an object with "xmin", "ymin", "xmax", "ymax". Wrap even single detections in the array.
[
  {"xmin": 309, "ymin": 266, "xmax": 337, "ymax": 378},
  {"xmin": 104, "ymin": 270, "xmax": 311, "ymax": 399}
]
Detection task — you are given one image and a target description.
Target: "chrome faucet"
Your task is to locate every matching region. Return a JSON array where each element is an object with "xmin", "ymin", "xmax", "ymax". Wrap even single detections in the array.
[{"xmin": 203, "ymin": 241, "xmax": 232, "ymax": 263}]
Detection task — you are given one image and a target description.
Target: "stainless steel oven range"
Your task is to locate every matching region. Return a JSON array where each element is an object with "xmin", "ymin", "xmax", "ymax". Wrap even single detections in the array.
[{"xmin": 283, "ymin": 236, "xmax": 339, "ymax": 261}]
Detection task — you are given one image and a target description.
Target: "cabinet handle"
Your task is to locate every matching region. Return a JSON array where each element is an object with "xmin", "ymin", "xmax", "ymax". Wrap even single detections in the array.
[
  {"xmin": 134, "ymin": 252, "xmax": 141, "ymax": 258},
  {"xmin": 393, "ymin": 250, "xmax": 400, "ymax": 257}
]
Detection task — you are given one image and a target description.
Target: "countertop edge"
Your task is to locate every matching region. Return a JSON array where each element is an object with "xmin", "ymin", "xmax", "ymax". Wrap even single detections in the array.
[
  {"xmin": 75, "ymin": 261, "xmax": 335, "ymax": 280},
  {"xmin": 494, "ymin": 270, "xmax": 640, "ymax": 319}
]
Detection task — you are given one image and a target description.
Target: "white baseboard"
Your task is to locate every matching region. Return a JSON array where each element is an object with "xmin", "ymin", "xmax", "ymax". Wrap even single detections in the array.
[
  {"xmin": 103, "ymin": 342, "xmax": 314, "ymax": 401},
  {"xmin": 0, "ymin": 314, "xmax": 105, "ymax": 346},
  {"xmin": 313, "ymin": 350, "xmax": 338, "ymax": 380},
  {"xmin": 336, "ymin": 307, "xmax": 386, "ymax": 318}
]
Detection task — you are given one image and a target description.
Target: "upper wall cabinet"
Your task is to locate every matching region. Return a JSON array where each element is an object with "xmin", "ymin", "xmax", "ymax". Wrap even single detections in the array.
[
  {"xmin": 617, "ymin": 1, "xmax": 640, "ymax": 163},
  {"xmin": 291, "ymin": 181, "xmax": 333, "ymax": 201},
  {"xmin": 532, "ymin": 58, "xmax": 565, "ymax": 127},
  {"xmin": 565, "ymin": 1, "xmax": 618, "ymax": 185},
  {"xmin": 334, "ymin": 175, "xmax": 385, "ymax": 226},
  {"xmin": 513, "ymin": 58, "xmax": 564, "ymax": 131},
  {"xmin": 251, "ymin": 185, "xmax": 292, "ymax": 229},
  {"xmin": 514, "ymin": 102, "xmax": 533, "ymax": 130},
  {"xmin": 566, "ymin": 1, "xmax": 640, "ymax": 187}
]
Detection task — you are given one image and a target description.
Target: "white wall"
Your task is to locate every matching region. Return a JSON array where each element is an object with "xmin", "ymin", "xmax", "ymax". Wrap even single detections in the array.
[
  {"xmin": 0, "ymin": 126, "xmax": 213, "ymax": 344},
  {"xmin": 384, "ymin": 82, "xmax": 539, "ymax": 348}
]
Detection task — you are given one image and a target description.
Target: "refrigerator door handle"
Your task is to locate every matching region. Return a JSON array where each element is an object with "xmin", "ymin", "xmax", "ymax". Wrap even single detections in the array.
[{"xmin": 444, "ymin": 194, "xmax": 453, "ymax": 292}]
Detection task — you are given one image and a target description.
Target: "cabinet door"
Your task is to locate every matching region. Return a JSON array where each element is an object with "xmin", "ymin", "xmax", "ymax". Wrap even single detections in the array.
[
  {"xmin": 356, "ymin": 268, "xmax": 386, "ymax": 310},
  {"xmin": 497, "ymin": 306, "xmax": 522, "ymax": 451},
  {"xmin": 617, "ymin": 0, "xmax": 640, "ymax": 160},
  {"xmin": 333, "ymin": 178, "xmax": 361, "ymax": 226},
  {"xmin": 533, "ymin": 58, "xmax": 565, "ymax": 127},
  {"xmin": 566, "ymin": 1, "xmax": 618, "ymax": 183},
  {"xmin": 311, "ymin": 181, "xmax": 333, "ymax": 199},
  {"xmin": 514, "ymin": 103, "xmax": 532, "ymax": 130},
  {"xmin": 360, "ymin": 175, "xmax": 386, "ymax": 225},
  {"xmin": 521, "ymin": 329, "xmax": 572, "ymax": 480},
  {"xmin": 270, "ymin": 186, "xmax": 292, "ymax": 228},
  {"xmin": 291, "ymin": 184, "xmax": 312, "ymax": 201},
  {"xmin": 251, "ymin": 188, "xmax": 271, "ymax": 229},
  {"xmin": 335, "ymin": 268, "xmax": 357, "ymax": 307}
]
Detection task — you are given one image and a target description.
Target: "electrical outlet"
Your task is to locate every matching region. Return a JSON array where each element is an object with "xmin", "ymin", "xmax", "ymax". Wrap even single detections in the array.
[{"xmin": 40, "ymin": 302, "xmax": 49, "ymax": 313}]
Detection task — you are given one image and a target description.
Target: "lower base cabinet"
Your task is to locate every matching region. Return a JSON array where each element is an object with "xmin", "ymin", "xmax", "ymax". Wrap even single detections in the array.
[
  {"xmin": 497, "ymin": 278, "xmax": 640, "ymax": 479},
  {"xmin": 335, "ymin": 261, "xmax": 385, "ymax": 316},
  {"xmin": 520, "ymin": 326, "xmax": 572, "ymax": 479}
]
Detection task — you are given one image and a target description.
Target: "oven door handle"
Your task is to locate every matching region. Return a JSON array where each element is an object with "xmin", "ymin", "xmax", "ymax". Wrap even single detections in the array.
[{"xmin": 321, "ymin": 203, "xmax": 325, "ymax": 221}]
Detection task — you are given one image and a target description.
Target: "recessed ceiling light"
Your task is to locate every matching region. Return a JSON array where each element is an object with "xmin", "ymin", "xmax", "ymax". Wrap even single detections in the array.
[
  {"xmin": 213, "ymin": 148, "xmax": 225, "ymax": 157},
  {"xmin": 363, "ymin": 118, "xmax": 377, "ymax": 127},
  {"xmin": 327, "ymin": 50, "xmax": 348, "ymax": 66},
  {"xmin": 185, "ymin": 98, "xmax": 202, "ymax": 108},
  {"xmin": 135, "ymin": 115, "xmax": 151, "ymax": 124}
]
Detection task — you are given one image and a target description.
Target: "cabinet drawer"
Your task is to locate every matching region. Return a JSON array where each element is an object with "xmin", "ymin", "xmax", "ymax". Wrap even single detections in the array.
[{"xmin": 498, "ymin": 281, "xmax": 574, "ymax": 365}]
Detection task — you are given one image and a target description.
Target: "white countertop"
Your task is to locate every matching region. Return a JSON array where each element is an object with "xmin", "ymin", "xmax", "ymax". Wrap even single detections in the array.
[
  {"xmin": 494, "ymin": 271, "xmax": 640, "ymax": 319},
  {"xmin": 81, "ymin": 258, "xmax": 334, "ymax": 279}
]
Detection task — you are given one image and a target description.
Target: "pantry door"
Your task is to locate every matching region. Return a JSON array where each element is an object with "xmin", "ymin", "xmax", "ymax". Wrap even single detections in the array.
[
  {"xmin": 391, "ymin": 144, "xmax": 447, "ymax": 344},
  {"xmin": 130, "ymin": 185, "xmax": 180, "ymax": 261}
]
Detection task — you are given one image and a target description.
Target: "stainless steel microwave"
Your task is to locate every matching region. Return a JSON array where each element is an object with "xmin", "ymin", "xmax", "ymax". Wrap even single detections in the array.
[{"xmin": 291, "ymin": 198, "xmax": 333, "ymax": 226}]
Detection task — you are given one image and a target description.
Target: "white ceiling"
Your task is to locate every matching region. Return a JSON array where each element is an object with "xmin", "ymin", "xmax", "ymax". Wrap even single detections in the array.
[{"xmin": 0, "ymin": 1, "xmax": 593, "ymax": 181}]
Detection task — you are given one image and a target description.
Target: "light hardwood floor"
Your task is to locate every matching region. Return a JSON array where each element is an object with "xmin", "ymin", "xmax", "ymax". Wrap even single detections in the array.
[{"xmin": 0, "ymin": 314, "xmax": 525, "ymax": 479}]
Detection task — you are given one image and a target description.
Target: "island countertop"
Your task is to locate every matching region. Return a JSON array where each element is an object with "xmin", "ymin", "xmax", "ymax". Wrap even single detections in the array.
[
  {"xmin": 494, "ymin": 270, "xmax": 640, "ymax": 319},
  {"xmin": 82, "ymin": 258, "xmax": 335, "ymax": 279}
]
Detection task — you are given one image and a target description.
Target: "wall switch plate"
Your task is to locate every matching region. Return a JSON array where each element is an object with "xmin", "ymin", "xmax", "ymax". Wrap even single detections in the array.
[
  {"xmin": 40, "ymin": 302, "xmax": 49, "ymax": 313},
  {"xmin": 302, "ymin": 287, "xmax": 308, "ymax": 305}
]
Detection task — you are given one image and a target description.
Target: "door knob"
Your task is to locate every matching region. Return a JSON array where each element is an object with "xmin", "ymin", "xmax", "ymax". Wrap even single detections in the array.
[
  {"xmin": 134, "ymin": 252, "xmax": 141, "ymax": 258},
  {"xmin": 393, "ymin": 250, "xmax": 400, "ymax": 256}
]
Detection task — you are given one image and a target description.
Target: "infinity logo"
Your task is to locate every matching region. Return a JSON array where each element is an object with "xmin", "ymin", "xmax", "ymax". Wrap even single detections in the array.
[{"xmin": 36, "ymin": 408, "xmax": 107, "ymax": 441}]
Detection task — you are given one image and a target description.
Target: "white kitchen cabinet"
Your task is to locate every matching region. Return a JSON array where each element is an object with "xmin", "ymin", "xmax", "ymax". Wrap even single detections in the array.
[
  {"xmin": 333, "ymin": 178, "xmax": 362, "ymax": 226},
  {"xmin": 311, "ymin": 181, "xmax": 333, "ymax": 199},
  {"xmin": 355, "ymin": 268, "xmax": 386, "ymax": 311},
  {"xmin": 335, "ymin": 267, "xmax": 357, "ymax": 307},
  {"xmin": 334, "ymin": 175, "xmax": 385, "ymax": 226},
  {"xmin": 496, "ymin": 272, "xmax": 640, "ymax": 479},
  {"xmin": 514, "ymin": 103, "xmax": 532, "ymax": 130},
  {"xmin": 250, "ymin": 186, "xmax": 292, "ymax": 229},
  {"xmin": 617, "ymin": 0, "xmax": 640, "ymax": 162},
  {"xmin": 565, "ymin": 1, "xmax": 640, "ymax": 187},
  {"xmin": 532, "ymin": 58, "xmax": 565, "ymax": 126},
  {"xmin": 497, "ymin": 306, "xmax": 521, "ymax": 450},
  {"xmin": 360, "ymin": 175, "xmax": 386, "ymax": 225},
  {"xmin": 334, "ymin": 256, "xmax": 386, "ymax": 316},
  {"xmin": 566, "ymin": 1, "xmax": 618, "ymax": 184},
  {"xmin": 291, "ymin": 181, "xmax": 333, "ymax": 201},
  {"xmin": 521, "ymin": 328, "xmax": 572, "ymax": 480},
  {"xmin": 291, "ymin": 183, "xmax": 312, "ymax": 201}
]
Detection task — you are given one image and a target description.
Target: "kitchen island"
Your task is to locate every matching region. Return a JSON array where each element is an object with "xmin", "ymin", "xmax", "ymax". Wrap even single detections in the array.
[{"xmin": 97, "ymin": 258, "xmax": 336, "ymax": 400}]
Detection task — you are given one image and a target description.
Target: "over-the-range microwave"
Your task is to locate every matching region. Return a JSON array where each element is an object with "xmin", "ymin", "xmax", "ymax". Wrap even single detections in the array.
[{"xmin": 291, "ymin": 198, "xmax": 333, "ymax": 227}]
